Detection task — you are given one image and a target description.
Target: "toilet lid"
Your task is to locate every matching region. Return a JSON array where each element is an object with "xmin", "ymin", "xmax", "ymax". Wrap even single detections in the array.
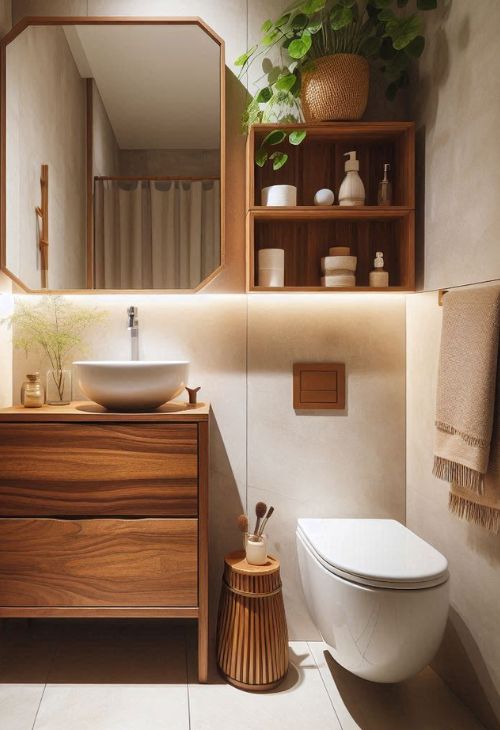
[{"xmin": 297, "ymin": 519, "xmax": 448, "ymax": 589}]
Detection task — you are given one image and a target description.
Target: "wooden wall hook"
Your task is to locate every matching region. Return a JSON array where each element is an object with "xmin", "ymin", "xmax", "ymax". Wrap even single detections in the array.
[{"xmin": 35, "ymin": 164, "xmax": 49, "ymax": 289}]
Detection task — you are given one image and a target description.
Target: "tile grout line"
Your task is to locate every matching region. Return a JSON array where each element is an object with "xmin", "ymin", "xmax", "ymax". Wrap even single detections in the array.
[
  {"xmin": 31, "ymin": 620, "xmax": 65, "ymax": 729},
  {"xmin": 184, "ymin": 625, "xmax": 192, "ymax": 730},
  {"xmin": 306, "ymin": 642, "xmax": 344, "ymax": 730},
  {"xmin": 30, "ymin": 683, "xmax": 47, "ymax": 730}
]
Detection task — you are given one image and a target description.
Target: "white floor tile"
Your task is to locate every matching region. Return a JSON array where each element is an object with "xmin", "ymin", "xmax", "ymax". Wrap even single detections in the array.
[
  {"xmin": 309, "ymin": 642, "xmax": 485, "ymax": 730},
  {"xmin": 188, "ymin": 640, "xmax": 341, "ymax": 730},
  {"xmin": 0, "ymin": 684, "xmax": 45, "ymax": 730},
  {"xmin": 33, "ymin": 684, "xmax": 189, "ymax": 730}
]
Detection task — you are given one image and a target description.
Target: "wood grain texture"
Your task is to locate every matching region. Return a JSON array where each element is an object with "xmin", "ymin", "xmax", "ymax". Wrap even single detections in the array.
[
  {"xmin": 0, "ymin": 607, "xmax": 199, "ymax": 618},
  {"xmin": 197, "ymin": 419, "xmax": 209, "ymax": 683},
  {"xmin": 0, "ymin": 518, "xmax": 198, "ymax": 607},
  {"xmin": 0, "ymin": 401, "xmax": 209, "ymax": 421},
  {"xmin": 0, "ymin": 423, "xmax": 198, "ymax": 516},
  {"xmin": 216, "ymin": 551, "xmax": 289, "ymax": 690},
  {"xmin": 246, "ymin": 122, "xmax": 415, "ymax": 292}
]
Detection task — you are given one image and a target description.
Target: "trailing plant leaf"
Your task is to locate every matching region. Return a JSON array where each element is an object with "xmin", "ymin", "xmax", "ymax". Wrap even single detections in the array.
[
  {"xmin": 417, "ymin": 0, "xmax": 437, "ymax": 8},
  {"xmin": 291, "ymin": 13, "xmax": 309, "ymax": 30},
  {"xmin": 235, "ymin": 46, "xmax": 257, "ymax": 67},
  {"xmin": 255, "ymin": 87, "xmax": 273, "ymax": 103},
  {"xmin": 406, "ymin": 34, "xmax": 425, "ymax": 57},
  {"xmin": 262, "ymin": 129, "xmax": 287, "ymax": 147},
  {"xmin": 359, "ymin": 35, "xmax": 382, "ymax": 57},
  {"xmin": 270, "ymin": 151, "xmax": 289, "ymax": 170},
  {"xmin": 275, "ymin": 73, "xmax": 297, "ymax": 92},
  {"xmin": 288, "ymin": 31, "xmax": 312, "ymax": 59},
  {"xmin": 385, "ymin": 13, "xmax": 423, "ymax": 50},
  {"xmin": 261, "ymin": 19, "xmax": 273, "ymax": 33},
  {"xmin": 275, "ymin": 13, "xmax": 291, "ymax": 27},
  {"xmin": 289, "ymin": 130, "xmax": 307, "ymax": 145},
  {"xmin": 330, "ymin": 3, "xmax": 354, "ymax": 30},
  {"xmin": 255, "ymin": 148, "xmax": 269, "ymax": 167}
]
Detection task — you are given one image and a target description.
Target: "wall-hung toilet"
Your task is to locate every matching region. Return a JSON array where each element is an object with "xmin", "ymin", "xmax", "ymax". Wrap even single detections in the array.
[{"xmin": 296, "ymin": 518, "xmax": 449, "ymax": 683}]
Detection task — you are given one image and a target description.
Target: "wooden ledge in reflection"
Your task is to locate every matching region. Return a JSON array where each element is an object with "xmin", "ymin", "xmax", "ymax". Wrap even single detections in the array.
[{"xmin": 0, "ymin": 401, "xmax": 210, "ymax": 422}]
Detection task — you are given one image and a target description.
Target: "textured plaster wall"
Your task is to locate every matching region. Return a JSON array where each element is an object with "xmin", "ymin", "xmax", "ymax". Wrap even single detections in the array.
[
  {"xmin": 5, "ymin": 25, "xmax": 87, "ymax": 290},
  {"xmin": 407, "ymin": 2, "xmax": 500, "ymax": 727}
]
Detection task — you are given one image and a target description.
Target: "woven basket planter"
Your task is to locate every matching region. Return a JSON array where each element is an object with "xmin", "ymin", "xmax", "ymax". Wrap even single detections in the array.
[{"xmin": 301, "ymin": 53, "xmax": 369, "ymax": 122}]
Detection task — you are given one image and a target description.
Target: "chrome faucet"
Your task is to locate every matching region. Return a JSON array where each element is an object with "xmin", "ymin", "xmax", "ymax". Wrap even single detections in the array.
[{"xmin": 127, "ymin": 306, "xmax": 139, "ymax": 361}]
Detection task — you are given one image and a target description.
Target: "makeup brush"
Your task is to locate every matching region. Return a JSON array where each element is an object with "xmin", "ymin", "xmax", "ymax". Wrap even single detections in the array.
[
  {"xmin": 253, "ymin": 501, "xmax": 267, "ymax": 538},
  {"xmin": 257, "ymin": 506, "xmax": 274, "ymax": 538},
  {"xmin": 237, "ymin": 514, "xmax": 248, "ymax": 534}
]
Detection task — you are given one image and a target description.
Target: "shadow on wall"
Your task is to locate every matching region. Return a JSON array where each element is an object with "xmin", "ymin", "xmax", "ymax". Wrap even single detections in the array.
[
  {"xmin": 208, "ymin": 410, "xmax": 244, "ymax": 642},
  {"xmin": 433, "ymin": 608, "xmax": 500, "ymax": 730},
  {"xmin": 413, "ymin": 1, "xmax": 452, "ymax": 133}
]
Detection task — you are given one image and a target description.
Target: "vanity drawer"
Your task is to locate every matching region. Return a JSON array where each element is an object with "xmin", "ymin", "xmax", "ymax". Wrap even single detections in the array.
[
  {"xmin": 0, "ymin": 518, "xmax": 198, "ymax": 607},
  {"xmin": 0, "ymin": 423, "xmax": 198, "ymax": 516}
]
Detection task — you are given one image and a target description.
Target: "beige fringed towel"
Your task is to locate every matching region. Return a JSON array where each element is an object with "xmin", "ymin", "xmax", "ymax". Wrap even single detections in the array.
[{"xmin": 433, "ymin": 284, "xmax": 500, "ymax": 532}]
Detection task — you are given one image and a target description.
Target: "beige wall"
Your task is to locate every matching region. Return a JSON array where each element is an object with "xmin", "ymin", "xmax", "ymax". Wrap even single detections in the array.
[
  {"xmin": 0, "ymin": 3, "xmax": 12, "ymax": 408},
  {"xmin": 407, "ymin": 1, "xmax": 500, "ymax": 727},
  {"xmin": 5, "ymin": 25, "xmax": 87, "ymax": 290},
  {"xmin": 92, "ymin": 80, "xmax": 120, "ymax": 178},
  {"xmin": 412, "ymin": 0, "xmax": 500, "ymax": 291},
  {"xmin": 119, "ymin": 149, "xmax": 220, "ymax": 178}
]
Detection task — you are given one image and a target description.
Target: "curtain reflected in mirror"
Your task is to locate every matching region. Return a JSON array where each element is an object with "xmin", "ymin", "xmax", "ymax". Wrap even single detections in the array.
[
  {"xmin": 2, "ymin": 20, "xmax": 223, "ymax": 292},
  {"xmin": 94, "ymin": 178, "xmax": 220, "ymax": 289}
]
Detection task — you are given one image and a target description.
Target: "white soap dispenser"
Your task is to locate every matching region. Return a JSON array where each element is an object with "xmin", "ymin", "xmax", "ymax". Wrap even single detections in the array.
[
  {"xmin": 369, "ymin": 251, "xmax": 389, "ymax": 287},
  {"xmin": 339, "ymin": 151, "xmax": 365, "ymax": 206}
]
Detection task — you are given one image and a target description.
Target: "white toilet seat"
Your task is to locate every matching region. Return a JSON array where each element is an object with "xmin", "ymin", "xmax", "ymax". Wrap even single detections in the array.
[
  {"xmin": 296, "ymin": 518, "xmax": 450, "ymax": 682},
  {"xmin": 297, "ymin": 518, "xmax": 448, "ymax": 590}
]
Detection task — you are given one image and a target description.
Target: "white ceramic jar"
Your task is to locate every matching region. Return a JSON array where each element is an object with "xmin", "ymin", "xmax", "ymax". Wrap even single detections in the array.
[{"xmin": 261, "ymin": 185, "xmax": 297, "ymax": 207}]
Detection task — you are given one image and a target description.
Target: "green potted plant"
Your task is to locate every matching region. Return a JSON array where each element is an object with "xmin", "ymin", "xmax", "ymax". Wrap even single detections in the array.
[
  {"xmin": 6, "ymin": 296, "xmax": 106, "ymax": 405},
  {"xmin": 237, "ymin": 0, "xmax": 437, "ymax": 168}
]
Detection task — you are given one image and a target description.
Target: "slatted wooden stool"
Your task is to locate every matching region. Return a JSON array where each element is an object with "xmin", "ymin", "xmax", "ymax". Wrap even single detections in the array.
[{"xmin": 216, "ymin": 550, "xmax": 288, "ymax": 691}]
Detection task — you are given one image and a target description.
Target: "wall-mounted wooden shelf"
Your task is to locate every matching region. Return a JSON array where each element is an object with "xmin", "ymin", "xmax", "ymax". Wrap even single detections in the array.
[{"xmin": 246, "ymin": 122, "xmax": 415, "ymax": 293}]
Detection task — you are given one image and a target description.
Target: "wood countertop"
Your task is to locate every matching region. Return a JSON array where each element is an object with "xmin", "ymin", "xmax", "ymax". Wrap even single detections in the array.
[{"xmin": 0, "ymin": 401, "xmax": 210, "ymax": 422}]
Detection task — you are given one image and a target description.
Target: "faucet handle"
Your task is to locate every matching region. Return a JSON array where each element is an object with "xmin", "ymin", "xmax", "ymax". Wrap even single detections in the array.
[{"xmin": 185, "ymin": 386, "xmax": 201, "ymax": 405}]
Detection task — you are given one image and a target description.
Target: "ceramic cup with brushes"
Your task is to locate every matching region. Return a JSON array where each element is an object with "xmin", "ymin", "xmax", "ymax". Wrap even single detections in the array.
[{"xmin": 239, "ymin": 503, "xmax": 275, "ymax": 565}]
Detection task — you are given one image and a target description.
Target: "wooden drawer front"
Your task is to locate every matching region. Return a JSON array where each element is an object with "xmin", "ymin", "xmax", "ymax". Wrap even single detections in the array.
[
  {"xmin": 0, "ymin": 423, "xmax": 198, "ymax": 516},
  {"xmin": 0, "ymin": 518, "xmax": 198, "ymax": 607}
]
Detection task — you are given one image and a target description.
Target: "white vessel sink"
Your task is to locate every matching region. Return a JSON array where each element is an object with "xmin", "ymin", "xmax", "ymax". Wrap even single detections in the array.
[{"xmin": 73, "ymin": 361, "xmax": 189, "ymax": 411}]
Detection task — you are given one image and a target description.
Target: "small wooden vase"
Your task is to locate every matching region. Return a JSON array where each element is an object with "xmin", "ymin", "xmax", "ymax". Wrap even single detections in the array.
[{"xmin": 216, "ymin": 551, "xmax": 289, "ymax": 691}]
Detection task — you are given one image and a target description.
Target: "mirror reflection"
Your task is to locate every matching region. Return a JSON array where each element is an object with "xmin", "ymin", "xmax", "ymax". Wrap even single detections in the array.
[{"xmin": 4, "ymin": 21, "xmax": 222, "ymax": 291}]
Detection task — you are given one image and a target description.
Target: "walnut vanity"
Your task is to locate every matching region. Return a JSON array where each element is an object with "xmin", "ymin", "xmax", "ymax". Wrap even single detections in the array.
[{"xmin": 0, "ymin": 402, "xmax": 209, "ymax": 682}]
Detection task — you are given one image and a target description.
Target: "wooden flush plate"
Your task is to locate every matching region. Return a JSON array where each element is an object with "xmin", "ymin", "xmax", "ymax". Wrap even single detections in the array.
[{"xmin": 293, "ymin": 363, "xmax": 345, "ymax": 410}]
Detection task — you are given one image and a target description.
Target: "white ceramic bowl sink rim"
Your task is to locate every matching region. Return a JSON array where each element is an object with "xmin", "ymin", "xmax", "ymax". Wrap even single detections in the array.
[{"xmin": 73, "ymin": 360, "xmax": 190, "ymax": 411}]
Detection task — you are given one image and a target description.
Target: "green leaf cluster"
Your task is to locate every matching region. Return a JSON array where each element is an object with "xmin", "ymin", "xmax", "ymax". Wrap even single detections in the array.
[
  {"xmin": 237, "ymin": 0, "xmax": 438, "ymax": 165},
  {"xmin": 4, "ymin": 296, "xmax": 107, "ymax": 373}
]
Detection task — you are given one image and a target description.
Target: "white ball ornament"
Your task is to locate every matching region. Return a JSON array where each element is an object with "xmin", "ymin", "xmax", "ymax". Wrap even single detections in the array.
[{"xmin": 314, "ymin": 188, "xmax": 335, "ymax": 206}]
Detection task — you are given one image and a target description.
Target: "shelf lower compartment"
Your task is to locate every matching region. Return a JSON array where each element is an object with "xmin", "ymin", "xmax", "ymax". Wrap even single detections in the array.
[{"xmin": 248, "ymin": 212, "xmax": 414, "ymax": 291}]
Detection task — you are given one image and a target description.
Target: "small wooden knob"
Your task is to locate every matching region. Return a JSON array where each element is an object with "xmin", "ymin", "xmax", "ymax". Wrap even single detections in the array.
[{"xmin": 186, "ymin": 386, "xmax": 201, "ymax": 404}]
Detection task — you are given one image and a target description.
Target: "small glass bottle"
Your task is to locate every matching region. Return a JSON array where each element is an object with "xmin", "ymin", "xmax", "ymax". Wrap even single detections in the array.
[
  {"xmin": 378, "ymin": 163, "xmax": 392, "ymax": 205},
  {"xmin": 369, "ymin": 252, "xmax": 389, "ymax": 287},
  {"xmin": 46, "ymin": 368, "xmax": 72, "ymax": 405},
  {"xmin": 21, "ymin": 373, "xmax": 44, "ymax": 408}
]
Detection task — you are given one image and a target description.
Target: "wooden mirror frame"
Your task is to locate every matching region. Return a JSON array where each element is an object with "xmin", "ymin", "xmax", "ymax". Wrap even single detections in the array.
[{"xmin": 0, "ymin": 17, "xmax": 226, "ymax": 294}]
